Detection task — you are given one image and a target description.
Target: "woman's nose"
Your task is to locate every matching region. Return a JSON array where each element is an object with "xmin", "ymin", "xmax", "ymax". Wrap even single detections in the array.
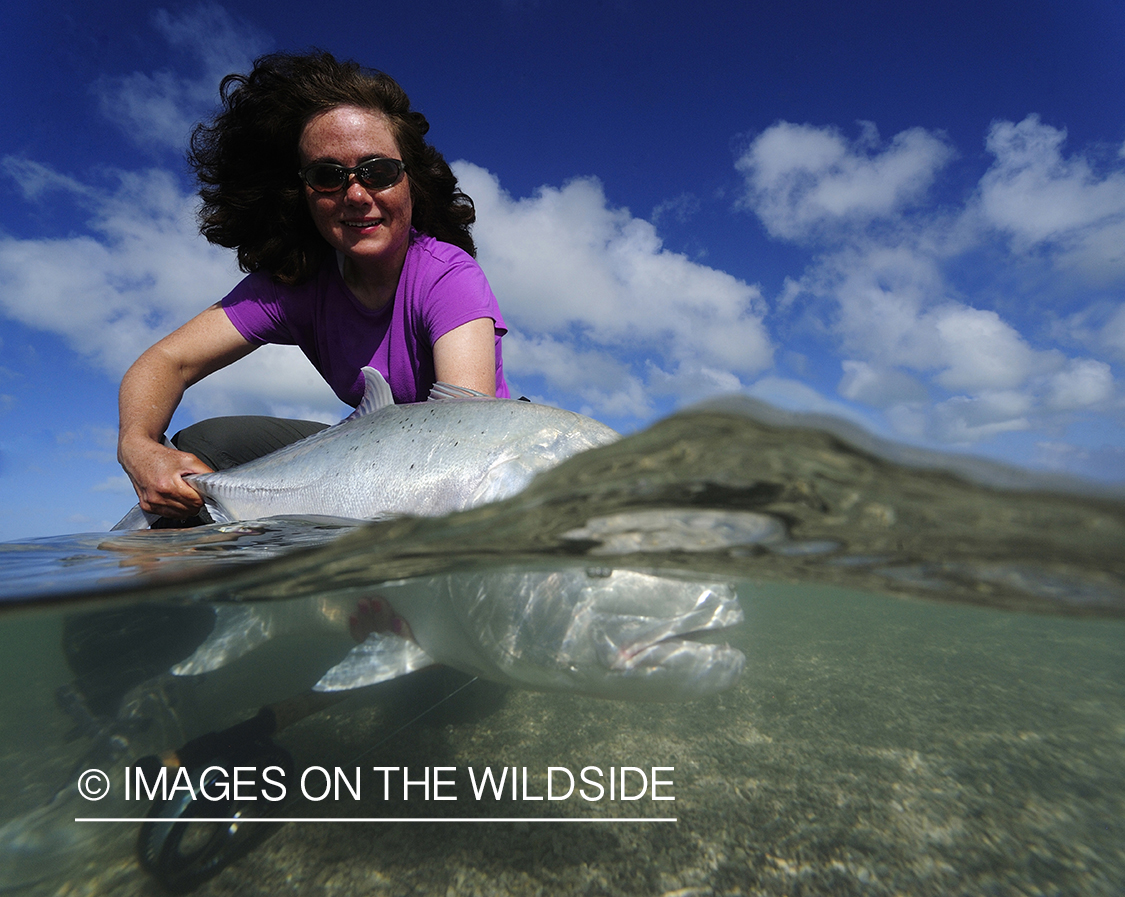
[{"xmin": 343, "ymin": 176, "xmax": 372, "ymax": 201}]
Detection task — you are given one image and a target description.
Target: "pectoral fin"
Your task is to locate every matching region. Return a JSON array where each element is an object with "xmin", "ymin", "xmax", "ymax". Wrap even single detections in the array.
[
  {"xmin": 313, "ymin": 633, "xmax": 436, "ymax": 692},
  {"xmin": 110, "ymin": 504, "xmax": 161, "ymax": 531},
  {"xmin": 171, "ymin": 605, "xmax": 270, "ymax": 676}
]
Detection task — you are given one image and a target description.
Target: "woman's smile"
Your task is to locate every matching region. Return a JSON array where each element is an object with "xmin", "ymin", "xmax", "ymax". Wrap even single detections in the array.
[{"xmin": 299, "ymin": 105, "xmax": 414, "ymax": 308}]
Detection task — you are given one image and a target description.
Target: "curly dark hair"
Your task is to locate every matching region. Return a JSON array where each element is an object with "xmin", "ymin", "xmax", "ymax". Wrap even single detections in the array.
[{"xmin": 188, "ymin": 51, "xmax": 476, "ymax": 283}]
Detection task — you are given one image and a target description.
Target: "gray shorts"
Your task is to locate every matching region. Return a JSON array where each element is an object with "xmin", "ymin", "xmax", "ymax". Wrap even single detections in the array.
[{"xmin": 170, "ymin": 416, "xmax": 330, "ymax": 471}]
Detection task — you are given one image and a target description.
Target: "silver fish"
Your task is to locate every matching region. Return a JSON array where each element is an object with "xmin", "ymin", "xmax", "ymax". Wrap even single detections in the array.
[
  {"xmin": 175, "ymin": 566, "xmax": 744, "ymax": 702},
  {"xmin": 320, "ymin": 567, "xmax": 745, "ymax": 702},
  {"xmin": 116, "ymin": 368, "xmax": 620, "ymax": 528},
  {"xmin": 128, "ymin": 372, "xmax": 744, "ymax": 700}
]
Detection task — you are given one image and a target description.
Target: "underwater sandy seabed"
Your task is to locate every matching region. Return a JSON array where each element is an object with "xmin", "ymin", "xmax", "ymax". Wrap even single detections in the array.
[{"xmin": 2, "ymin": 580, "xmax": 1123, "ymax": 897}]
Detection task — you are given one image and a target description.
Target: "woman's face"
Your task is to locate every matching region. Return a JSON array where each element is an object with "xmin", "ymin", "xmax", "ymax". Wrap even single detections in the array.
[{"xmin": 298, "ymin": 105, "xmax": 414, "ymax": 285}]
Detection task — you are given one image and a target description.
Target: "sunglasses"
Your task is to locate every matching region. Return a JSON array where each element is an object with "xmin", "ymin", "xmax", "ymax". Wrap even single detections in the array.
[{"xmin": 299, "ymin": 157, "xmax": 406, "ymax": 194}]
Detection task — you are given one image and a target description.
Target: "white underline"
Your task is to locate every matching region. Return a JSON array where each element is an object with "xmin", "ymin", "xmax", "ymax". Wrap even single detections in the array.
[{"xmin": 76, "ymin": 817, "xmax": 677, "ymax": 824}]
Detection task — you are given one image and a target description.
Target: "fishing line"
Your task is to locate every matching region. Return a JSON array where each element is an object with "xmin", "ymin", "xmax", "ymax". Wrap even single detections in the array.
[
  {"xmin": 350, "ymin": 675, "xmax": 480, "ymax": 765},
  {"xmin": 285, "ymin": 674, "xmax": 481, "ymax": 810}
]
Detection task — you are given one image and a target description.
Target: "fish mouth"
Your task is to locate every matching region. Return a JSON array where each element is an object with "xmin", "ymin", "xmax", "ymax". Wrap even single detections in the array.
[
  {"xmin": 608, "ymin": 627, "xmax": 741, "ymax": 670},
  {"xmin": 588, "ymin": 579, "xmax": 745, "ymax": 676},
  {"xmin": 590, "ymin": 616, "xmax": 747, "ymax": 701},
  {"xmin": 597, "ymin": 625, "xmax": 745, "ymax": 676}
]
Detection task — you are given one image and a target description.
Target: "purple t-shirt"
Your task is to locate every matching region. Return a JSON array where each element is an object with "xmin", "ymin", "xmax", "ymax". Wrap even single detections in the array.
[{"xmin": 221, "ymin": 232, "xmax": 509, "ymax": 406}]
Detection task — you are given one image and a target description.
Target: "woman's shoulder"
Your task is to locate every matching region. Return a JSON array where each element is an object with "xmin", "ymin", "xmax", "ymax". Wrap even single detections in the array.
[
  {"xmin": 223, "ymin": 260, "xmax": 335, "ymax": 324},
  {"xmin": 407, "ymin": 231, "xmax": 479, "ymax": 270},
  {"xmin": 403, "ymin": 232, "xmax": 488, "ymax": 298}
]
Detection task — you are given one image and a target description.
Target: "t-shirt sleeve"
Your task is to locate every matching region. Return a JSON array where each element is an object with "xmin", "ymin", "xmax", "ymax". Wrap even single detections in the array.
[
  {"xmin": 422, "ymin": 253, "xmax": 508, "ymax": 345},
  {"xmin": 408, "ymin": 242, "xmax": 510, "ymax": 399},
  {"xmin": 220, "ymin": 272, "xmax": 299, "ymax": 346}
]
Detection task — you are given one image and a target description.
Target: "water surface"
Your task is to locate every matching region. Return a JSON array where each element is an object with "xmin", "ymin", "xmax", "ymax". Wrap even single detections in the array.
[{"xmin": 1, "ymin": 399, "xmax": 1121, "ymax": 895}]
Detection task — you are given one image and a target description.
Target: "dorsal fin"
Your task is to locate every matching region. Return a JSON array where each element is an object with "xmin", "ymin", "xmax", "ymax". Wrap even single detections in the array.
[
  {"xmin": 344, "ymin": 367, "xmax": 395, "ymax": 421},
  {"xmin": 428, "ymin": 381, "xmax": 491, "ymax": 402}
]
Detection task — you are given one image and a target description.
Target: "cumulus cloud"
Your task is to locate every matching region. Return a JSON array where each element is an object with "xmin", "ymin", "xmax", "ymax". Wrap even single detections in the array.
[
  {"xmin": 977, "ymin": 115, "xmax": 1125, "ymax": 281},
  {"xmin": 1043, "ymin": 358, "xmax": 1114, "ymax": 411},
  {"xmin": 1057, "ymin": 302, "xmax": 1125, "ymax": 365},
  {"xmin": 739, "ymin": 117, "xmax": 1121, "ymax": 450},
  {"xmin": 930, "ymin": 305, "xmax": 1049, "ymax": 392},
  {"xmin": 456, "ymin": 162, "xmax": 773, "ymax": 417},
  {"xmin": 838, "ymin": 361, "xmax": 928, "ymax": 406},
  {"xmin": 0, "ymin": 167, "xmax": 225, "ymax": 370},
  {"xmin": 0, "ymin": 164, "xmax": 343, "ymax": 422},
  {"xmin": 736, "ymin": 121, "xmax": 955, "ymax": 240},
  {"xmin": 94, "ymin": 5, "xmax": 268, "ymax": 152}
]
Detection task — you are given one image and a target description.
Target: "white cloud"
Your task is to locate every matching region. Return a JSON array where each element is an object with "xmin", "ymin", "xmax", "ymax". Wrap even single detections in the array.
[
  {"xmin": 0, "ymin": 166, "xmax": 233, "ymax": 371},
  {"xmin": 1104, "ymin": 305, "xmax": 1125, "ymax": 359},
  {"xmin": 194, "ymin": 346, "xmax": 347, "ymax": 422},
  {"xmin": 1057, "ymin": 301, "xmax": 1125, "ymax": 363},
  {"xmin": 977, "ymin": 115, "xmax": 1125, "ymax": 282},
  {"xmin": 0, "ymin": 163, "xmax": 344, "ymax": 422},
  {"xmin": 1043, "ymin": 358, "xmax": 1114, "ymax": 411},
  {"xmin": 979, "ymin": 116, "xmax": 1125, "ymax": 240},
  {"xmin": 800, "ymin": 239, "xmax": 1114, "ymax": 441},
  {"xmin": 791, "ymin": 241, "xmax": 1059, "ymax": 392},
  {"xmin": 930, "ymin": 304, "xmax": 1048, "ymax": 391},
  {"xmin": 0, "ymin": 158, "xmax": 96, "ymax": 201},
  {"xmin": 927, "ymin": 391, "xmax": 1034, "ymax": 444},
  {"xmin": 747, "ymin": 375, "xmax": 872, "ymax": 420},
  {"xmin": 652, "ymin": 193, "xmax": 702, "ymax": 226},
  {"xmin": 739, "ymin": 118, "xmax": 1121, "ymax": 454},
  {"xmin": 456, "ymin": 161, "xmax": 773, "ymax": 417},
  {"xmin": 838, "ymin": 360, "xmax": 928, "ymax": 406},
  {"xmin": 94, "ymin": 5, "xmax": 268, "ymax": 152},
  {"xmin": 737, "ymin": 120, "xmax": 955, "ymax": 240},
  {"xmin": 501, "ymin": 333, "xmax": 651, "ymax": 418}
]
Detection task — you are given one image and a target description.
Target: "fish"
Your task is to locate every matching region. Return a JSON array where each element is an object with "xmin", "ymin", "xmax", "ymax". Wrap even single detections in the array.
[
  {"xmin": 118, "ymin": 370, "xmax": 744, "ymax": 701},
  {"xmin": 115, "ymin": 367, "xmax": 620, "ymax": 528},
  {"xmin": 177, "ymin": 566, "xmax": 745, "ymax": 702}
]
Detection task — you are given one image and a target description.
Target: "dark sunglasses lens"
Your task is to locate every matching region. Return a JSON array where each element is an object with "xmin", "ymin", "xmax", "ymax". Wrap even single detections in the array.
[
  {"xmin": 306, "ymin": 164, "xmax": 347, "ymax": 192},
  {"xmin": 357, "ymin": 159, "xmax": 403, "ymax": 189}
]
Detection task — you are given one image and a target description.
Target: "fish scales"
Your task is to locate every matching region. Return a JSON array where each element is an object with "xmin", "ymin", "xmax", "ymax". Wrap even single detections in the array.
[{"xmin": 186, "ymin": 369, "xmax": 620, "ymax": 523}]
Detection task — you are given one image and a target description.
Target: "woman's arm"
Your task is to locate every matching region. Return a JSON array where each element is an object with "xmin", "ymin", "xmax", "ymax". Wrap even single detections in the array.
[
  {"xmin": 118, "ymin": 303, "xmax": 257, "ymax": 518},
  {"xmin": 432, "ymin": 317, "xmax": 500, "ymax": 397}
]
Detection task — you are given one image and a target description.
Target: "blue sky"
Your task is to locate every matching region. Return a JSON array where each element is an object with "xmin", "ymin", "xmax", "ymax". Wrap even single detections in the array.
[{"xmin": 2, "ymin": 0, "xmax": 1125, "ymax": 539}]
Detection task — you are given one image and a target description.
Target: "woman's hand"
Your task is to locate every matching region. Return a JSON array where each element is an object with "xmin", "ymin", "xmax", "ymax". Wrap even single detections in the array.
[
  {"xmin": 117, "ymin": 302, "xmax": 256, "ymax": 519},
  {"xmin": 119, "ymin": 435, "xmax": 215, "ymax": 519}
]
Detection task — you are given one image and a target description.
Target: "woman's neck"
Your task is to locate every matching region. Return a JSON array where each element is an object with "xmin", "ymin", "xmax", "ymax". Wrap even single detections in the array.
[{"xmin": 339, "ymin": 249, "xmax": 407, "ymax": 311}]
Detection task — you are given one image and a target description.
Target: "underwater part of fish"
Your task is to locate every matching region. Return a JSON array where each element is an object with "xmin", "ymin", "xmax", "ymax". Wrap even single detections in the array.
[
  {"xmin": 115, "ymin": 368, "xmax": 620, "ymax": 528},
  {"xmin": 178, "ymin": 567, "xmax": 746, "ymax": 702},
  {"xmin": 0, "ymin": 567, "xmax": 743, "ymax": 892}
]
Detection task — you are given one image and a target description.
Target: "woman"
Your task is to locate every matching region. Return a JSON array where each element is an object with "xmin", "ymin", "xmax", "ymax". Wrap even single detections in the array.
[{"xmin": 118, "ymin": 51, "xmax": 508, "ymax": 524}]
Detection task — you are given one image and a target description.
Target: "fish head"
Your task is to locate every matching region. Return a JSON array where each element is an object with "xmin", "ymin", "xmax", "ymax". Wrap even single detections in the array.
[
  {"xmin": 469, "ymin": 412, "xmax": 622, "ymax": 507},
  {"xmin": 444, "ymin": 568, "xmax": 745, "ymax": 701}
]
